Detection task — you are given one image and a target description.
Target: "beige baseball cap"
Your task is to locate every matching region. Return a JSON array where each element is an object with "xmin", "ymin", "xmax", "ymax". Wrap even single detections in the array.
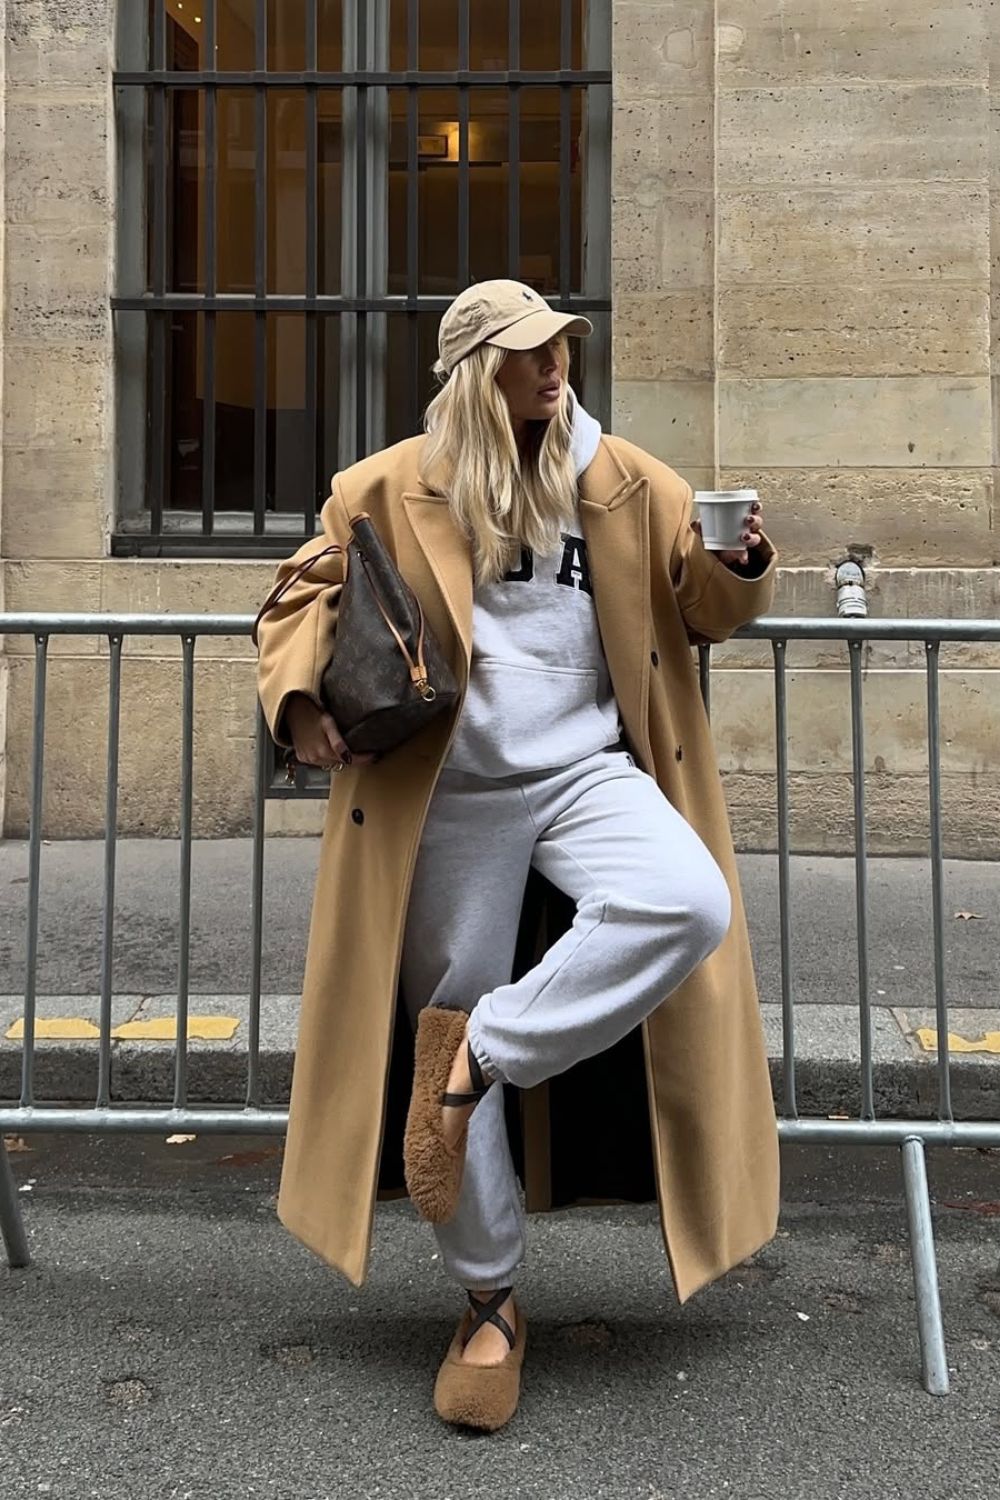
[{"xmin": 438, "ymin": 279, "xmax": 593, "ymax": 374}]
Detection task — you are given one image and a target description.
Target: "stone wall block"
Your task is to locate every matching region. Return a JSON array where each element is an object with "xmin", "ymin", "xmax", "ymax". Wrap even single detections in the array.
[
  {"xmin": 614, "ymin": 191, "xmax": 715, "ymax": 293},
  {"xmin": 719, "ymin": 85, "xmax": 988, "ymax": 190},
  {"xmin": 614, "ymin": 290, "xmax": 714, "ymax": 379},
  {"xmin": 718, "ymin": 467, "xmax": 996, "ymax": 567},
  {"xmin": 7, "ymin": 0, "xmax": 114, "ymax": 87},
  {"xmin": 0, "ymin": 447, "xmax": 109, "ymax": 561},
  {"xmin": 3, "ymin": 341, "xmax": 109, "ymax": 449},
  {"xmin": 719, "ymin": 186, "xmax": 989, "ymax": 284},
  {"xmin": 719, "ymin": 375, "xmax": 994, "ymax": 468},
  {"xmin": 711, "ymin": 666, "xmax": 1000, "ymax": 777},
  {"xmin": 1, "ymin": 562, "xmax": 104, "ymax": 655},
  {"xmin": 718, "ymin": 285, "xmax": 990, "ymax": 378},
  {"xmin": 5, "ymin": 100, "xmax": 111, "ymax": 226},
  {"xmin": 613, "ymin": 378, "xmax": 715, "ymax": 466},
  {"xmin": 615, "ymin": 96, "xmax": 714, "ymax": 195},
  {"xmin": 724, "ymin": 771, "xmax": 1000, "ymax": 859},
  {"xmin": 99, "ymin": 561, "xmax": 274, "ymax": 659},
  {"xmin": 614, "ymin": 1, "xmax": 715, "ymax": 98},
  {"xmin": 3, "ymin": 656, "xmax": 259, "ymax": 839},
  {"xmin": 717, "ymin": 1, "xmax": 986, "ymax": 86},
  {"xmin": 4, "ymin": 223, "xmax": 111, "ymax": 343}
]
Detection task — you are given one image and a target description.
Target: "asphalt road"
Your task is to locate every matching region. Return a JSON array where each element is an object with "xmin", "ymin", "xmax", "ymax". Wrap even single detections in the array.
[{"xmin": 2, "ymin": 1137, "xmax": 999, "ymax": 1500}]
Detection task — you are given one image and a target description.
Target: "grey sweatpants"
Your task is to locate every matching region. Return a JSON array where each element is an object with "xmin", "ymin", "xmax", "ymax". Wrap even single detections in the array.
[{"xmin": 399, "ymin": 747, "xmax": 731, "ymax": 1290}]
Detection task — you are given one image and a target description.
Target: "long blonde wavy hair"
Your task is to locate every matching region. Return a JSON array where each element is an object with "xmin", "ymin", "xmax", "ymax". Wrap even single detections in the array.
[{"xmin": 420, "ymin": 338, "xmax": 578, "ymax": 584}]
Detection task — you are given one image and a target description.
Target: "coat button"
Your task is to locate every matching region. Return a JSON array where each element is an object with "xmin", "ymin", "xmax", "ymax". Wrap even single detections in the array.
[
  {"xmin": 651, "ymin": 650, "xmax": 660, "ymax": 667},
  {"xmin": 351, "ymin": 808, "xmax": 364, "ymax": 825}
]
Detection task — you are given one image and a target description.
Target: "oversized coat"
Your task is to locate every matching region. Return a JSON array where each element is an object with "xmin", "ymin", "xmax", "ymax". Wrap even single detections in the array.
[{"xmin": 256, "ymin": 433, "xmax": 780, "ymax": 1303}]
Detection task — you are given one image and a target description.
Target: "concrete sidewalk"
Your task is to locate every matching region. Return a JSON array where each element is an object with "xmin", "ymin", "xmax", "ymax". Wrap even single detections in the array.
[{"xmin": 1, "ymin": 840, "xmax": 998, "ymax": 1114}]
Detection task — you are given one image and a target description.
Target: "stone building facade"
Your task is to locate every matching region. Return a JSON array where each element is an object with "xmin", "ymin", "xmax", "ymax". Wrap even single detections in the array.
[{"xmin": 0, "ymin": 1, "xmax": 998, "ymax": 854}]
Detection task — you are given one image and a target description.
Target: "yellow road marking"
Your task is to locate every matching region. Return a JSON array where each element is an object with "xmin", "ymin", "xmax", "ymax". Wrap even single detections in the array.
[
  {"xmin": 6, "ymin": 1018, "xmax": 100, "ymax": 1040},
  {"xmin": 114, "ymin": 1017, "xmax": 239, "ymax": 1041},
  {"xmin": 915, "ymin": 1027, "xmax": 1000, "ymax": 1055},
  {"xmin": 4, "ymin": 1016, "xmax": 240, "ymax": 1042}
]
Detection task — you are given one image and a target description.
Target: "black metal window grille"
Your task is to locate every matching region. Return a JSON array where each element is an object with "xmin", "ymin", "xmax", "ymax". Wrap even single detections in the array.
[{"xmin": 112, "ymin": 1, "xmax": 612, "ymax": 557}]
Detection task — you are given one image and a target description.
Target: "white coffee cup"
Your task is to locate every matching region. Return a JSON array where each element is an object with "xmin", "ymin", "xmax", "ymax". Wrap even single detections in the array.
[{"xmin": 693, "ymin": 488, "xmax": 758, "ymax": 551}]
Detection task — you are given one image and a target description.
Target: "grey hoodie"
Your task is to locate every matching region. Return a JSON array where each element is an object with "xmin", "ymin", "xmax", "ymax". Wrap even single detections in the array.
[{"xmin": 445, "ymin": 398, "xmax": 622, "ymax": 779}]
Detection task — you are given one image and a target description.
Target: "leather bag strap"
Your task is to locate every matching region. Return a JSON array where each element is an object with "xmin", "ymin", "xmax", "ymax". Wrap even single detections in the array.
[{"xmin": 251, "ymin": 542, "xmax": 347, "ymax": 649}]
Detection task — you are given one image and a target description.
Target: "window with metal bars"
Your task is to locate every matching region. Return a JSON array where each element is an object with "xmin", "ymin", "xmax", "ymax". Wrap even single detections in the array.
[{"xmin": 112, "ymin": 1, "xmax": 612, "ymax": 558}]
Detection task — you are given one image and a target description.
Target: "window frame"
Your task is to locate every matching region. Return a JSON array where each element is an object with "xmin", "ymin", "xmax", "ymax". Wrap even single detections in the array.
[{"xmin": 112, "ymin": 0, "xmax": 613, "ymax": 558}]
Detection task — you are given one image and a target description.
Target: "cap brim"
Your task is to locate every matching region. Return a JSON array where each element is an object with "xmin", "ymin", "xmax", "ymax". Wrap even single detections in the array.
[{"xmin": 486, "ymin": 308, "xmax": 593, "ymax": 353}]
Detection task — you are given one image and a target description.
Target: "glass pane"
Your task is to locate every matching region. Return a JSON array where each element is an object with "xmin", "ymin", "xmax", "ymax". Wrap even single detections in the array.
[
  {"xmin": 317, "ymin": 0, "xmax": 344, "ymax": 70},
  {"xmin": 392, "ymin": 88, "xmax": 459, "ymax": 295},
  {"xmin": 217, "ymin": 0, "xmax": 257, "ymax": 71},
  {"xmin": 165, "ymin": 0, "xmax": 208, "ymax": 69},
  {"xmin": 317, "ymin": 91, "xmax": 343, "ymax": 294},
  {"xmin": 270, "ymin": 316, "xmax": 309, "ymax": 512},
  {"xmin": 468, "ymin": 88, "xmax": 509, "ymax": 282},
  {"xmin": 389, "ymin": 0, "xmax": 410, "ymax": 70},
  {"xmin": 520, "ymin": 0, "xmax": 561, "ymax": 70},
  {"xmin": 217, "ymin": 89, "xmax": 256, "ymax": 292},
  {"xmin": 268, "ymin": 91, "xmax": 306, "ymax": 293},
  {"xmin": 418, "ymin": 0, "xmax": 458, "ymax": 69},
  {"xmin": 470, "ymin": 0, "xmax": 508, "ymax": 70},
  {"xmin": 168, "ymin": 88, "xmax": 204, "ymax": 293},
  {"xmin": 164, "ymin": 312, "xmax": 202, "ymax": 509},
  {"xmin": 518, "ymin": 86, "xmax": 582, "ymax": 293},
  {"xmin": 213, "ymin": 313, "xmax": 255, "ymax": 511},
  {"xmin": 268, "ymin": 0, "xmax": 303, "ymax": 70},
  {"xmin": 385, "ymin": 312, "xmax": 441, "ymax": 450},
  {"xmin": 318, "ymin": 315, "xmax": 342, "ymax": 489}
]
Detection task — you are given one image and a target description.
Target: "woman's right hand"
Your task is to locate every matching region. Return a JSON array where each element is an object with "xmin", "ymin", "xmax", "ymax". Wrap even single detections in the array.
[{"xmin": 285, "ymin": 694, "xmax": 377, "ymax": 771}]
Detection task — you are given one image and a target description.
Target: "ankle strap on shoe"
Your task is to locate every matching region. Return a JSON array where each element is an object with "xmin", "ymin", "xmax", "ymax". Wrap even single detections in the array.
[
  {"xmin": 463, "ymin": 1287, "xmax": 515, "ymax": 1350},
  {"xmin": 442, "ymin": 1042, "xmax": 494, "ymax": 1107}
]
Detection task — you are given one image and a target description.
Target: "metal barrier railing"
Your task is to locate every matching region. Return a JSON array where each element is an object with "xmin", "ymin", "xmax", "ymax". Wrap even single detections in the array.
[{"xmin": 2, "ymin": 611, "xmax": 1000, "ymax": 1397}]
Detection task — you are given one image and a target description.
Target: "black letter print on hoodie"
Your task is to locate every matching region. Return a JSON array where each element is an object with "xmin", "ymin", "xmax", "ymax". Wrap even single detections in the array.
[
  {"xmin": 503, "ymin": 534, "xmax": 593, "ymax": 594},
  {"xmin": 555, "ymin": 534, "xmax": 593, "ymax": 596}
]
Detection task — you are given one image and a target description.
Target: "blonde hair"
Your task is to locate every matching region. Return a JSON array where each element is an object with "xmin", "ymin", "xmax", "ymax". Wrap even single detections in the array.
[{"xmin": 420, "ymin": 339, "xmax": 577, "ymax": 584}]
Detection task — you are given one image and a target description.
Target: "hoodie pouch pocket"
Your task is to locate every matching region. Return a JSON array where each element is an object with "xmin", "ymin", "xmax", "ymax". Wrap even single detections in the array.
[{"xmin": 446, "ymin": 659, "xmax": 618, "ymax": 778}]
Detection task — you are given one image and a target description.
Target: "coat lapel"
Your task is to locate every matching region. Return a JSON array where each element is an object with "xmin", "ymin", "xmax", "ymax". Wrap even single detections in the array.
[
  {"xmin": 579, "ymin": 442, "xmax": 653, "ymax": 764},
  {"xmin": 400, "ymin": 493, "xmax": 474, "ymax": 674}
]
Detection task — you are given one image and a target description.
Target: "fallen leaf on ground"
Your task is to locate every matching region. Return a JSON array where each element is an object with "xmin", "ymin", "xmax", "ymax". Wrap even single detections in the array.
[
  {"xmin": 2, "ymin": 1137, "xmax": 31, "ymax": 1153},
  {"xmin": 941, "ymin": 1200, "xmax": 1000, "ymax": 1217},
  {"xmin": 954, "ymin": 911, "xmax": 984, "ymax": 921},
  {"xmin": 214, "ymin": 1146, "xmax": 282, "ymax": 1168},
  {"xmin": 165, "ymin": 1134, "xmax": 197, "ymax": 1145}
]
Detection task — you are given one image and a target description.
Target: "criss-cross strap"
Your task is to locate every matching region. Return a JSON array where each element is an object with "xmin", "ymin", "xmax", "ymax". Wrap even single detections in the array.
[
  {"xmin": 462, "ymin": 1288, "xmax": 516, "ymax": 1351},
  {"xmin": 441, "ymin": 1042, "xmax": 493, "ymax": 1108}
]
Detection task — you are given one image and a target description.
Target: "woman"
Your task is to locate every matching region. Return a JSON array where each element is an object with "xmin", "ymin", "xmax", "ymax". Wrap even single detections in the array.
[{"xmin": 255, "ymin": 280, "xmax": 779, "ymax": 1433}]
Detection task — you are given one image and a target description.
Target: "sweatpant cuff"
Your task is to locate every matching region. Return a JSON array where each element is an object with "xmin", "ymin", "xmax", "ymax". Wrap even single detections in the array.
[{"xmin": 467, "ymin": 1008, "xmax": 505, "ymax": 1087}]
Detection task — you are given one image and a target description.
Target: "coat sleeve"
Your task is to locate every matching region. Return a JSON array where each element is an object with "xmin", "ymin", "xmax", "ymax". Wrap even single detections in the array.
[
  {"xmin": 668, "ymin": 479, "xmax": 777, "ymax": 645},
  {"xmin": 255, "ymin": 478, "xmax": 352, "ymax": 748}
]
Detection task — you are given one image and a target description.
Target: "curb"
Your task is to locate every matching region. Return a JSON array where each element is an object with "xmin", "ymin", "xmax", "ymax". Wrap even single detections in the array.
[{"xmin": 2, "ymin": 996, "xmax": 998, "ymax": 1121}]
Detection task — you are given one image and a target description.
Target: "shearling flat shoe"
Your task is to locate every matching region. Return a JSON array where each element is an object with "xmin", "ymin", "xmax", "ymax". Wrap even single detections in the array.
[
  {"xmin": 404, "ymin": 1006, "xmax": 493, "ymax": 1223},
  {"xmin": 434, "ymin": 1290, "xmax": 526, "ymax": 1432}
]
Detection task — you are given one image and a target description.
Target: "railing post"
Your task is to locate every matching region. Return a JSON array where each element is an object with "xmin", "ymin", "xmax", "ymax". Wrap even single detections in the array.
[
  {"xmin": 0, "ymin": 1140, "xmax": 30, "ymax": 1269},
  {"xmin": 901, "ymin": 1136, "xmax": 950, "ymax": 1396}
]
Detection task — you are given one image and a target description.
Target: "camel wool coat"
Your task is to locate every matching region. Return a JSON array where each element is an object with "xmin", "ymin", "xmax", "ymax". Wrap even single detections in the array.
[{"xmin": 256, "ymin": 432, "xmax": 780, "ymax": 1302}]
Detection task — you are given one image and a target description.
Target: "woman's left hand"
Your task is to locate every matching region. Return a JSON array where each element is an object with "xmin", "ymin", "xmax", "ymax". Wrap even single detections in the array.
[{"xmin": 693, "ymin": 499, "xmax": 764, "ymax": 570}]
